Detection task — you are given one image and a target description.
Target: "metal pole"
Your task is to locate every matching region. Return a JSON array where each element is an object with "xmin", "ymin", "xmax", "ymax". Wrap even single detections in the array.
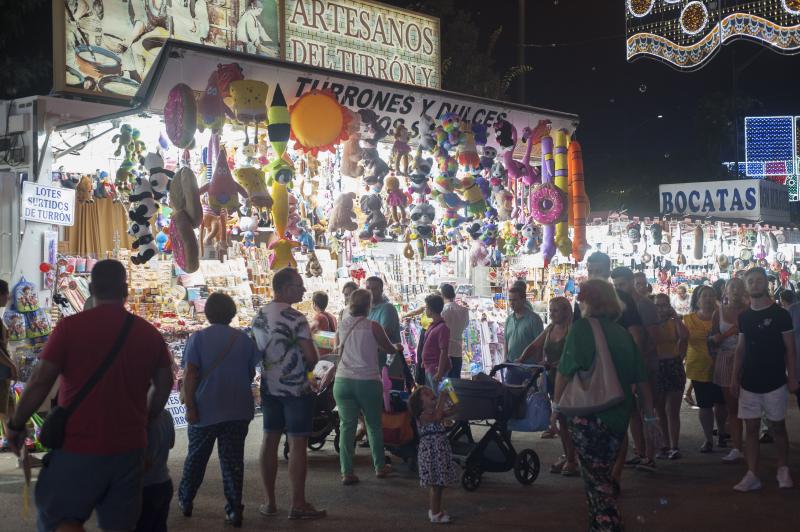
[
  {"xmin": 732, "ymin": 48, "xmax": 740, "ymax": 178},
  {"xmin": 518, "ymin": 0, "xmax": 526, "ymax": 104}
]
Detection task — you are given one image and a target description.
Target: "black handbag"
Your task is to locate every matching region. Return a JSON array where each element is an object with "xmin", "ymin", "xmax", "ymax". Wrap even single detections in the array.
[{"xmin": 39, "ymin": 314, "xmax": 134, "ymax": 449}]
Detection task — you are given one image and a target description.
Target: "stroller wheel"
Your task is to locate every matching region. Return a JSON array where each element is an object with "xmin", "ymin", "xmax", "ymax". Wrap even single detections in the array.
[
  {"xmin": 513, "ymin": 449, "xmax": 541, "ymax": 485},
  {"xmin": 461, "ymin": 468, "xmax": 481, "ymax": 491},
  {"xmin": 333, "ymin": 432, "xmax": 340, "ymax": 453},
  {"xmin": 308, "ymin": 439, "xmax": 325, "ymax": 451},
  {"xmin": 283, "ymin": 440, "xmax": 290, "ymax": 460}
]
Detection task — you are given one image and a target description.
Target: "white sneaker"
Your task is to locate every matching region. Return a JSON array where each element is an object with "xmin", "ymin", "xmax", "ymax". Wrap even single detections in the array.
[
  {"xmin": 777, "ymin": 466, "xmax": 794, "ymax": 489},
  {"xmin": 733, "ymin": 471, "xmax": 763, "ymax": 492},
  {"xmin": 722, "ymin": 448, "xmax": 743, "ymax": 463},
  {"xmin": 428, "ymin": 510, "xmax": 452, "ymax": 524}
]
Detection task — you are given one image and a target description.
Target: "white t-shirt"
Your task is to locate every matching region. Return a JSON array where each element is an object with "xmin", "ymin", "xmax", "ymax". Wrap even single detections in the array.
[
  {"xmin": 251, "ymin": 302, "xmax": 312, "ymax": 397},
  {"xmin": 336, "ymin": 315, "xmax": 380, "ymax": 381},
  {"xmin": 442, "ymin": 301, "xmax": 470, "ymax": 358}
]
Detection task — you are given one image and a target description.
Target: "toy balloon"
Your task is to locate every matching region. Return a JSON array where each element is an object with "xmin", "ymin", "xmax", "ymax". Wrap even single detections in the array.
[{"xmin": 39, "ymin": 263, "xmax": 51, "ymax": 273}]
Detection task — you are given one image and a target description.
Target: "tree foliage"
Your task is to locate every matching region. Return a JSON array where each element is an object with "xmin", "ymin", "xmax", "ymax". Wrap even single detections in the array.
[{"xmin": 0, "ymin": 0, "xmax": 52, "ymax": 98}]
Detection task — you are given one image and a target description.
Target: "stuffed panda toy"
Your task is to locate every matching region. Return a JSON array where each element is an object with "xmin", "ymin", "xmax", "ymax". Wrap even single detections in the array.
[
  {"xmin": 143, "ymin": 152, "xmax": 174, "ymax": 201},
  {"xmin": 128, "ymin": 221, "xmax": 157, "ymax": 265},
  {"xmin": 128, "ymin": 177, "xmax": 158, "ymax": 225}
]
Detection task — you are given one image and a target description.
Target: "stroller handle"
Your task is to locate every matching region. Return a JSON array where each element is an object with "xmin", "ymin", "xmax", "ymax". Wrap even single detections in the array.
[{"xmin": 488, "ymin": 362, "xmax": 546, "ymax": 378}]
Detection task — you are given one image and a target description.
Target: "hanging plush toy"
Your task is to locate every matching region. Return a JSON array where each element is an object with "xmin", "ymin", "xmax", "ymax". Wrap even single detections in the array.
[
  {"xmin": 340, "ymin": 109, "xmax": 362, "ymax": 178},
  {"xmin": 234, "ymin": 167, "xmax": 272, "ymax": 209},
  {"xmin": 164, "ymin": 83, "xmax": 197, "ymax": 149},
  {"xmin": 569, "ymin": 140, "xmax": 590, "ymax": 262},
  {"xmin": 76, "ymin": 175, "xmax": 94, "ymax": 204},
  {"xmin": 268, "ymin": 237, "xmax": 301, "ymax": 270},
  {"xmin": 407, "ymin": 148, "xmax": 433, "ymax": 200},
  {"xmin": 390, "ymin": 124, "xmax": 412, "ymax": 175},
  {"xmin": 287, "ymin": 193, "xmax": 301, "ymax": 237},
  {"xmin": 458, "ymin": 175, "xmax": 488, "ymax": 218},
  {"xmin": 384, "ymin": 175, "xmax": 407, "ymax": 226},
  {"xmin": 265, "ymin": 84, "xmax": 295, "ymax": 186},
  {"xmin": 290, "ymin": 89, "xmax": 350, "ymax": 155},
  {"xmin": 329, "ymin": 192, "xmax": 359, "ymax": 232},
  {"xmin": 143, "ymin": 152, "xmax": 174, "ymax": 201},
  {"xmin": 229, "ymin": 80, "xmax": 270, "ymax": 145},
  {"xmin": 409, "ymin": 202, "xmax": 436, "ymax": 241},
  {"xmin": 271, "ymin": 180, "xmax": 289, "ymax": 237},
  {"xmin": 521, "ymin": 223, "xmax": 541, "ymax": 254},
  {"xmin": 539, "ymin": 134, "xmax": 557, "ymax": 264},
  {"xmin": 357, "ymin": 109, "xmax": 389, "ymax": 191},
  {"xmin": 456, "ymin": 122, "xmax": 480, "ymax": 171},
  {"xmin": 693, "ymin": 225, "xmax": 704, "ymax": 261},
  {"xmin": 494, "ymin": 118, "xmax": 542, "ymax": 186},
  {"xmin": 493, "ymin": 187, "xmax": 514, "ymax": 221},
  {"xmin": 627, "ymin": 222, "xmax": 642, "ymax": 244},
  {"xmin": 197, "ymin": 63, "xmax": 244, "ymax": 133},
  {"xmin": 359, "ymin": 193, "xmax": 388, "ymax": 241},
  {"xmin": 650, "ymin": 222, "xmax": 663, "ymax": 245},
  {"xmin": 306, "ymin": 251, "xmax": 323, "ymax": 277},
  {"xmin": 199, "ymin": 147, "xmax": 248, "ymax": 214},
  {"xmin": 553, "ymin": 129, "xmax": 571, "ymax": 257}
]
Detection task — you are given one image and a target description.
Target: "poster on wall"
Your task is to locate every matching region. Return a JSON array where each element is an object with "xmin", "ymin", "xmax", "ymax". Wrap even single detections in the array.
[
  {"xmin": 54, "ymin": 0, "xmax": 281, "ymax": 100},
  {"xmin": 283, "ymin": 0, "xmax": 440, "ymax": 88}
]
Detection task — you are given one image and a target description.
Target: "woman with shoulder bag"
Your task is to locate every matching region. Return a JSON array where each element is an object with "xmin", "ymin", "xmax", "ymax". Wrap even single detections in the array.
[
  {"xmin": 177, "ymin": 293, "xmax": 261, "ymax": 527},
  {"xmin": 553, "ymin": 280, "xmax": 656, "ymax": 532},
  {"xmin": 334, "ymin": 289, "xmax": 403, "ymax": 485}
]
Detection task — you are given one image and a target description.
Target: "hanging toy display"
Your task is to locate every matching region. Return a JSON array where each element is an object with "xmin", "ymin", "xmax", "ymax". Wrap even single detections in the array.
[
  {"xmin": 390, "ymin": 123, "xmax": 412, "ymax": 175},
  {"xmin": 693, "ymin": 225, "xmax": 704, "ymax": 261},
  {"xmin": 234, "ymin": 167, "xmax": 273, "ymax": 210},
  {"xmin": 290, "ymin": 89, "xmax": 351, "ymax": 155},
  {"xmin": 384, "ymin": 175, "xmax": 408, "ymax": 226},
  {"xmin": 164, "ymin": 83, "xmax": 197, "ymax": 149},
  {"xmin": 228, "ymin": 79, "xmax": 270, "ymax": 145},
  {"xmin": 530, "ymin": 184, "xmax": 564, "ymax": 226},
  {"xmin": 265, "ymin": 84, "xmax": 295, "ymax": 185},
  {"xmin": 538, "ymin": 134, "xmax": 557, "ymax": 264},
  {"xmin": 521, "ymin": 223, "xmax": 541, "ymax": 254},
  {"xmin": 328, "ymin": 191, "xmax": 359, "ymax": 232},
  {"xmin": 650, "ymin": 222, "xmax": 663, "ymax": 245},
  {"xmin": 359, "ymin": 193, "xmax": 388, "ymax": 241},
  {"xmin": 169, "ymin": 166, "xmax": 202, "ymax": 273},
  {"xmin": 197, "ymin": 63, "xmax": 244, "ymax": 133},
  {"xmin": 553, "ymin": 129, "xmax": 572, "ymax": 257},
  {"xmin": 569, "ymin": 140, "xmax": 590, "ymax": 262},
  {"xmin": 306, "ymin": 251, "xmax": 323, "ymax": 277}
]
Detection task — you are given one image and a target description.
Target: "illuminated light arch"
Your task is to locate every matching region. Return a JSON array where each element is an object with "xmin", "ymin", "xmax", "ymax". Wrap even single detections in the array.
[
  {"xmin": 681, "ymin": 2, "xmax": 710, "ymax": 36},
  {"xmin": 627, "ymin": 0, "xmax": 655, "ymax": 18},
  {"xmin": 626, "ymin": 2, "xmax": 800, "ymax": 71}
]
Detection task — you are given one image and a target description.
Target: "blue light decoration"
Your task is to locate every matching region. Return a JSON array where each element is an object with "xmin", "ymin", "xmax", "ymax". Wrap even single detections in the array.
[
  {"xmin": 744, "ymin": 116, "xmax": 796, "ymax": 177},
  {"xmin": 626, "ymin": 1, "xmax": 800, "ymax": 71}
]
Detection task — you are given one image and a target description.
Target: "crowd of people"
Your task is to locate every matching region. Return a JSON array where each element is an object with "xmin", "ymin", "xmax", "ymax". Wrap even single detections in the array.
[{"xmin": 1, "ymin": 252, "xmax": 798, "ymax": 531}]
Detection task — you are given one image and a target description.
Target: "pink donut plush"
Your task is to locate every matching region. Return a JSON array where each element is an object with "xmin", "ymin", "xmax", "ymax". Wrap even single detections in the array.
[
  {"xmin": 164, "ymin": 83, "xmax": 197, "ymax": 149},
  {"xmin": 530, "ymin": 183, "xmax": 564, "ymax": 225}
]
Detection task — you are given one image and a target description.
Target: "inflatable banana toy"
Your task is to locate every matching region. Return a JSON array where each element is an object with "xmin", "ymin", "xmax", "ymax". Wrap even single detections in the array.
[
  {"xmin": 271, "ymin": 181, "xmax": 289, "ymax": 238},
  {"xmin": 553, "ymin": 129, "xmax": 571, "ymax": 257},
  {"xmin": 569, "ymin": 140, "xmax": 589, "ymax": 262},
  {"xmin": 539, "ymin": 134, "xmax": 556, "ymax": 266}
]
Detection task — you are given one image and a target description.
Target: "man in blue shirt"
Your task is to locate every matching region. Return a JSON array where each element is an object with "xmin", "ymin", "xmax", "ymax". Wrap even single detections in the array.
[
  {"xmin": 505, "ymin": 281, "xmax": 543, "ymax": 363},
  {"xmin": 366, "ymin": 276, "xmax": 401, "ymax": 373}
]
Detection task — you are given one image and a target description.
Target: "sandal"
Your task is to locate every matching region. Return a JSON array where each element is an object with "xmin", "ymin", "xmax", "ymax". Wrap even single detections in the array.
[
  {"xmin": 376, "ymin": 464, "xmax": 393, "ymax": 478},
  {"xmin": 561, "ymin": 463, "xmax": 580, "ymax": 477},
  {"xmin": 550, "ymin": 455, "xmax": 567, "ymax": 474},
  {"xmin": 341, "ymin": 474, "xmax": 360, "ymax": 485},
  {"xmin": 258, "ymin": 504, "xmax": 277, "ymax": 517},
  {"xmin": 288, "ymin": 504, "xmax": 327, "ymax": 520},
  {"xmin": 540, "ymin": 428, "xmax": 557, "ymax": 439}
]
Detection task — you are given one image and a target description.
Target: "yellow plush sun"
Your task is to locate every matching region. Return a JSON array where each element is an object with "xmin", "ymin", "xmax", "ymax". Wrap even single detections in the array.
[{"xmin": 289, "ymin": 90, "xmax": 351, "ymax": 156}]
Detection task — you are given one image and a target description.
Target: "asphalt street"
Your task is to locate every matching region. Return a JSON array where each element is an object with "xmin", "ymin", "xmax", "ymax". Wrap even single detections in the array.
[{"xmin": 0, "ymin": 401, "xmax": 798, "ymax": 531}]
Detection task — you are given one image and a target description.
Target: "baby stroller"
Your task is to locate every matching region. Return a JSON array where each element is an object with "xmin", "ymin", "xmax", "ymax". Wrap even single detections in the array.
[
  {"xmin": 382, "ymin": 390, "xmax": 419, "ymax": 471},
  {"xmin": 448, "ymin": 363, "xmax": 544, "ymax": 491},
  {"xmin": 283, "ymin": 355, "xmax": 341, "ymax": 459}
]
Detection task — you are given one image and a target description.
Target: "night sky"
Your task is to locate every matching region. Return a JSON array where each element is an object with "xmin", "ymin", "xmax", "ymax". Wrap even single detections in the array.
[{"xmin": 4, "ymin": 1, "xmax": 799, "ymax": 213}]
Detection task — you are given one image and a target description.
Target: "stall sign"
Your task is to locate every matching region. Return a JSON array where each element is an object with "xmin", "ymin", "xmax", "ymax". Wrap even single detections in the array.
[
  {"xmin": 283, "ymin": 0, "xmax": 440, "ymax": 88},
  {"xmin": 53, "ymin": 0, "xmax": 281, "ymax": 100},
  {"xmin": 659, "ymin": 180, "xmax": 790, "ymax": 225},
  {"xmin": 165, "ymin": 391, "xmax": 188, "ymax": 430},
  {"xmin": 21, "ymin": 182, "xmax": 76, "ymax": 227},
  {"xmin": 145, "ymin": 43, "xmax": 580, "ymax": 148}
]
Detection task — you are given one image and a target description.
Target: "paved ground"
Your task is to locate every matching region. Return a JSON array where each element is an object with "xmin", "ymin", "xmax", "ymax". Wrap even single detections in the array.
[{"xmin": 1, "ymin": 402, "xmax": 799, "ymax": 531}]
